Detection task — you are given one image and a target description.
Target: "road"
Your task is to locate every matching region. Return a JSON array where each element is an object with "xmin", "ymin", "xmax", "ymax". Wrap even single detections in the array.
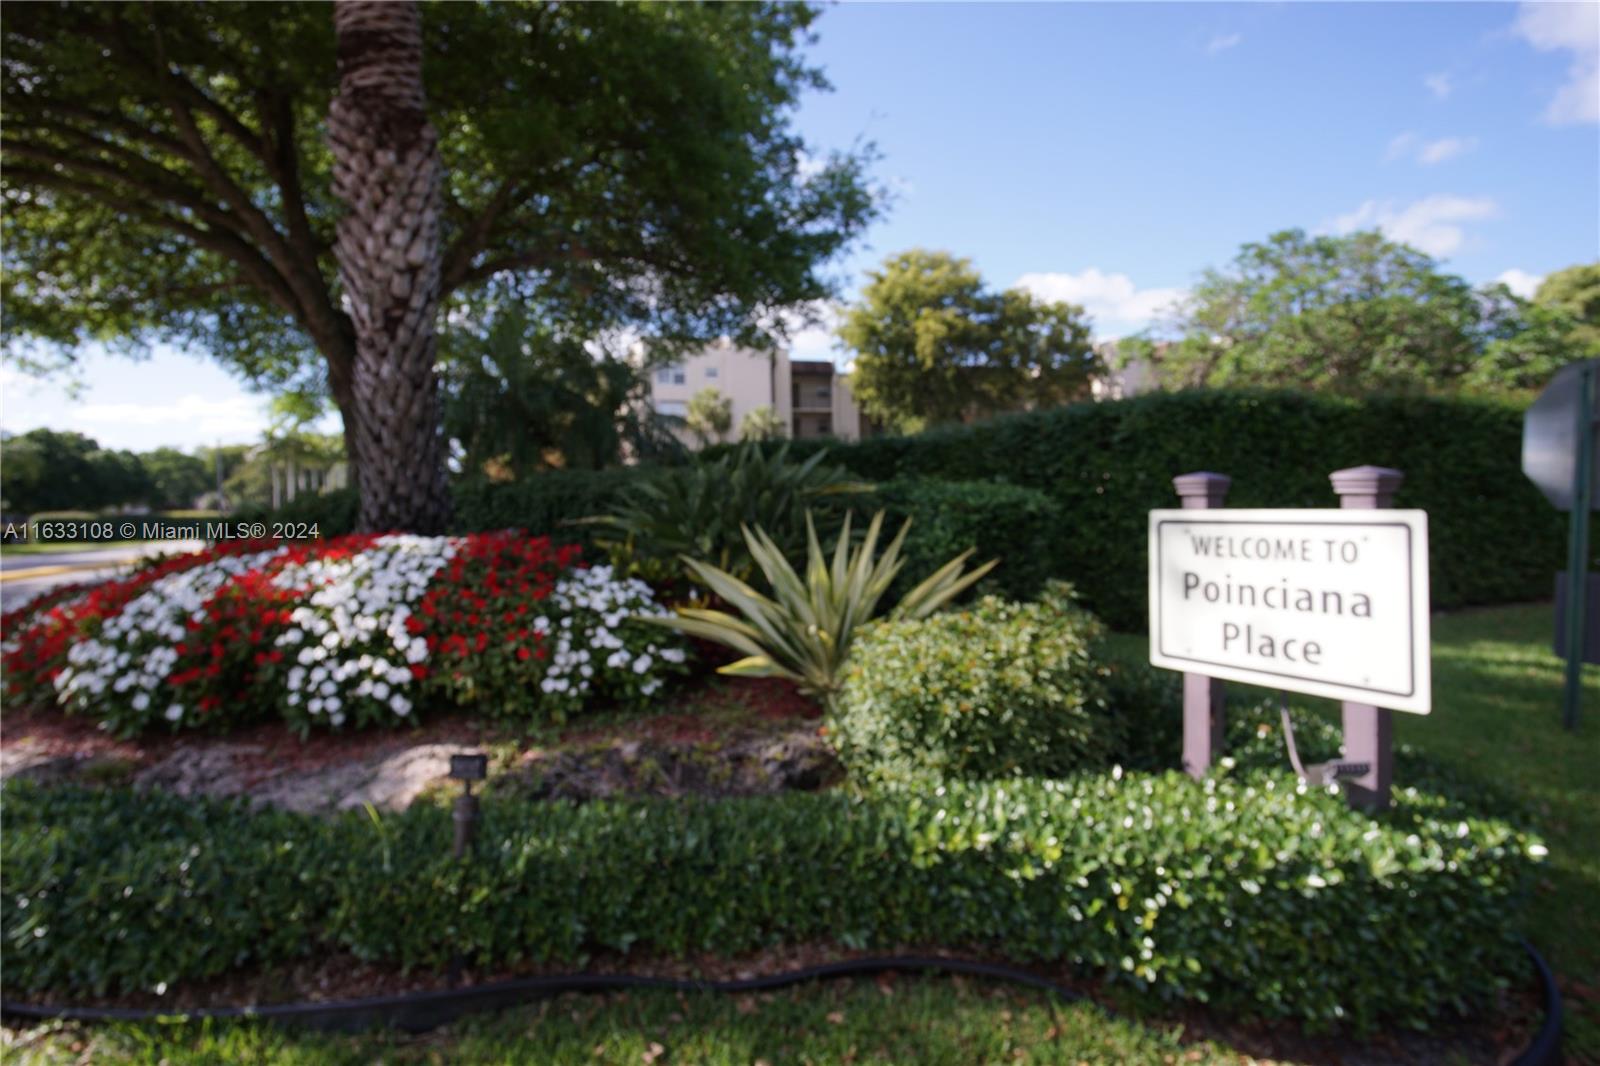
[{"xmin": 0, "ymin": 540, "xmax": 205, "ymax": 613}]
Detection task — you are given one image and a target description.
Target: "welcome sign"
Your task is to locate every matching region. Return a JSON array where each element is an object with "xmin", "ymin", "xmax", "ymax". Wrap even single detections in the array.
[{"xmin": 1149, "ymin": 509, "xmax": 1431, "ymax": 713}]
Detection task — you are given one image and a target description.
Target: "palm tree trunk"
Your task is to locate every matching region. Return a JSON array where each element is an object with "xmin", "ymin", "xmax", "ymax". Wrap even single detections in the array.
[{"xmin": 326, "ymin": 0, "xmax": 451, "ymax": 533}]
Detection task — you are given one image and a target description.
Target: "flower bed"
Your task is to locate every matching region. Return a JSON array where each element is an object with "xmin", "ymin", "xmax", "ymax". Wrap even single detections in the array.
[{"xmin": 2, "ymin": 533, "xmax": 690, "ymax": 735}]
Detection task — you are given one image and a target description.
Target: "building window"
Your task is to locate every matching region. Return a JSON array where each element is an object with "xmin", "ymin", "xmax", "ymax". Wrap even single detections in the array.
[
  {"xmin": 817, "ymin": 415, "xmax": 832, "ymax": 436},
  {"xmin": 814, "ymin": 385, "xmax": 830, "ymax": 401},
  {"xmin": 705, "ymin": 367, "xmax": 719, "ymax": 379},
  {"xmin": 655, "ymin": 399, "xmax": 687, "ymax": 417},
  {"xmin": 656, "ymin": 366, "xmax": 686, "ymax": 385}
]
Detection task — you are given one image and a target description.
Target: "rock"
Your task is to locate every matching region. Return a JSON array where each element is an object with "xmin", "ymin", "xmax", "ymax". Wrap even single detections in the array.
[
  {"xmin": 508, "ymin": 728, "xmax": 839, "ymax": 802},
  {"xmin": 1, "ymin": 746, "xmax": 136, "ymax": 787},
  {"xmin": 127, "ymin": 741, "xmax": 477, "ymax": 815}
]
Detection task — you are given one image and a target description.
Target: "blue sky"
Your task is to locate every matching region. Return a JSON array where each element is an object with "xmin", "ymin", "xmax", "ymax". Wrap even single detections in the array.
[{"xmin": 4, "ymin": 1, "xmax": 1597, "ymax": 451}]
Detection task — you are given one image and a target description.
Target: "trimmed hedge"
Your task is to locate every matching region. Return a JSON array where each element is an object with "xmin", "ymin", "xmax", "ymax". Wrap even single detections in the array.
[
  {"xmin": 745, "ymin": 391, "xmax": 1566, "ymax": 629},
  {"xmin": 831, "ymin": 586, "xmax": 1113, "ymax": 784},
  {"xmin": 231, "ymin": 469, "xmax": 645, "ymax": 545},
  {"xmin": 864, "ymin": 479, "xmax": 1060, "ymax": 602},
  {"xmin": 3, "ymin": 742, "xmax": 1540, "ymax": 1032}
]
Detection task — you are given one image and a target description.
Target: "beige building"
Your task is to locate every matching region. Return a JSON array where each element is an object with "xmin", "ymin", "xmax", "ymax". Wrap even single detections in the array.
[{"xmin": 647, "ymin": 340, "xmax": 873, "ymax": 446}]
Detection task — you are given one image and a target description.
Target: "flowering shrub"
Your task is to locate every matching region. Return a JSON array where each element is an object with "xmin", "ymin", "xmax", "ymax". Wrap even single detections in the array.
[
  {"xmin": 418, "ymin": 534, "xmax": 689, "ymax": 722},
  {"xmin": 3, "ymin": 534, "xmax": 689, "ymax": 736}
]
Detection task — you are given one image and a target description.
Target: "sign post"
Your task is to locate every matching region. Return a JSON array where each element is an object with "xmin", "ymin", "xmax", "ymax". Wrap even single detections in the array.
[
  {"xmin": 1328, "ymin": 465, "xmax": 1405, "ymax": 810},
  {"xmin": 1559, "ymin": 366, "xmax": 1595, "ymax": 732},
  {"xmin": 1172, "ymin": 472, "xmax": 1231, "ymax": 779},
  {"xmin": 1149, "ymin": 478, "xmax": 1430, "ymax": 810},
  {"xmin": 1522, "ymin": 358, "xmax": 1598, "ymax": 732}
]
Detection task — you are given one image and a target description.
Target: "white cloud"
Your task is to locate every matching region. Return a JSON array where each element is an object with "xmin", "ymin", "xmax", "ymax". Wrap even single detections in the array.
[
  {"xmin": 1385, "ymin": 131, "xmax": 1419, "ymax": 161},
  {"xmin": 1495, "ymin": 268, "xmax": 1544, "ymax": 299},
  {"xmin": 1386, "ymin": 132, "xmax": 1478, "ymax": 165},
  {"xmin": 768, "ymin": 301, "xmax": 844, "ymax": 364},
  {"xmin": 1513, "ymin": 1, "xmax": 1600, "ymax": 124},
  {"xmin": 1206, "ymin": 32, "xmax": 1243, "ymax": 55},
  {"xmin": 73, "ymin": 394, "xmax": 269, "ymax": 436},
  {"xmin": 1424, "ymin": 72, "xmax": 1454, "ymax": 100},
  {"xmin": 1324, "ymin": 195, "xmax": 1499, "ymax": 258},
  {"xmin": 1014, "ymin": 269, "xmax": 1188, "ymax": 339},
  {"xmin": 1417, "ymin": 136, "xmax": 1479, "ymax": 164}
]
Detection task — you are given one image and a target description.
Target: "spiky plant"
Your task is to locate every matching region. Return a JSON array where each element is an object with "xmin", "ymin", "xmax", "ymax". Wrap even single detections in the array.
[{"xmin": 646, "ymin": 510, "xmax": 996, "ymax": 704}]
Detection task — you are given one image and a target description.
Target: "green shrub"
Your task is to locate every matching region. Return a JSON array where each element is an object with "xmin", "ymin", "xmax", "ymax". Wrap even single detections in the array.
[
  {"xmin": 830, "ymin": 585, "xmax": 1112, "ymax": 784},
  {"xmin": 231, "ymin": 488, "xmax": 359, "ymax": 537},
  {"xmin": 451, "ymin": 468, "xmax": 644, "ymax": 542},
  {"xmin": 741, "ymin": 391, "xmax": 1568, "ymax": 629},
  {"xmin": 586, "ymin": 442, "xmax": 871, "ymax": 585},
  {"xmin": 863, "ymin": 479, "xmax": 1060, "ymax": 602},
  {"xmin": 1, "ymin": 761, "xmax": 1540, "ymax": 1033}
]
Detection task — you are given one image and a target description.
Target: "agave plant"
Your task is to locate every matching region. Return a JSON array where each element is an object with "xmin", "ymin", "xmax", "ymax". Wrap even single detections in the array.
[
  {"xmin": 583, "ymin": 441, "xmax": 872, "ymax": 584},
  {"xmin": 646, "ymin": 510, "xmax": 997, "ymax": 704}
]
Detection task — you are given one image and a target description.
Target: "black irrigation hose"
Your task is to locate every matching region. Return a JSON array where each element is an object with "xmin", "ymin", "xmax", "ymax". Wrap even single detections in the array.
[{"xmin": 2, "ymin": 943, "xmax": 1564, "ymax": 1063}]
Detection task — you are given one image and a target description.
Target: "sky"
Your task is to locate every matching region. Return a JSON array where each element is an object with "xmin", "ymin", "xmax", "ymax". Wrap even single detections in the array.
[{"xmin": 3, "ymin": 0, "xmax": 1597, "ymax": 452}]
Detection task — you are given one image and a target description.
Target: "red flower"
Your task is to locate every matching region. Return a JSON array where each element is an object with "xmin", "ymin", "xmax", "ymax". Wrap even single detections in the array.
[
  {"xmin": 410, "ymin": 664, "xmax": 428, "ymax": 680},
  {"xmin": 516, "ymin": 647, "xmax": 531, "ymax": 662}
]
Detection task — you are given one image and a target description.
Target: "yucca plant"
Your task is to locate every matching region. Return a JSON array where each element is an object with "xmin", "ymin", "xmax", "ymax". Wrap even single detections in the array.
[{"xmin": 645, "ymin": 510, "xmax": 997, "ymax": 704}]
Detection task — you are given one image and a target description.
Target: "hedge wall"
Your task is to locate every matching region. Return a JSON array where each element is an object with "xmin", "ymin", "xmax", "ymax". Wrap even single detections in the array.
[
  {"xmin": 864, "ymin": 479, "xmax": 1061, "ymax": 601},
  {"xmin": 755, "ymin": 391, "xmax": 1565, "ymax": 629},
  {"xmin": 2, "ymin": 755, "xmax": 1538, "ymax": 1032},
  {"xmin": 232, "ymin": 469, "xmax": 644, "ymax": 546}
]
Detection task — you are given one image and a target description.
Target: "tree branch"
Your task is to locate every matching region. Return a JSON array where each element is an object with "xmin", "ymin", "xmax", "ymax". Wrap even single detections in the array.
[
  {"xmin": 441, "ymin": 179, "xmax": 520, "ymax": 294},
  {"xmin": 5, "ymin": 165, "xmax": 303, "ymax": 319}
]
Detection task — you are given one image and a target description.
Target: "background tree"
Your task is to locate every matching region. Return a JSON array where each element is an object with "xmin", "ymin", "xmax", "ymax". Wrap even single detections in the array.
[
  {"xmin": 0, "ymin": 429, "xmax": 152, "ymax": 513},
  {"xmin": 740, "ymin": 404, "xmax": 787, "ymax": 441},
  {"xmin": 2, "ymin": 2, "xmax": 878, "ymax": 525},
  {"xmin": 686, "ymin": 387, "xmax": 734, "ymax": 446},
  {"xmin": 1144, "ymin": 230, "xmax": 1588, "ymax": 395},
  {"xmin": 441, "ymin": 307, "xmax": 681, "ymax": 477},
  {"xmin": 837, "ymin": 250, "xmax": 1098, "ymax": 433},
  {"xmin": 1533, "ymin": 263, "xmax": 1600, "ymax": 356},
  {"xmin": 138, "ymin": 448, "xmax": 212, "ymax": 510}
]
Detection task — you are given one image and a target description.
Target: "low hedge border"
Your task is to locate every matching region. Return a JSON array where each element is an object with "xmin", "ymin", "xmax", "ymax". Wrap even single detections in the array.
[{"xmin": 2, "ymin": 730, "xmax": 1541, "ymax": 1034}]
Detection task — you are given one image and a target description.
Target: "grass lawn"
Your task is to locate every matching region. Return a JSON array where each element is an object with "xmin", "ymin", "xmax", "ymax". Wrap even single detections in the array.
[{"xmin": 4, "ymin": 602, "xmax": 1592, "ymax": 1064}]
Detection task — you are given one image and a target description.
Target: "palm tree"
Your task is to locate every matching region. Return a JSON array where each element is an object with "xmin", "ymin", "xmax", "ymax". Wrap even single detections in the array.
[{"xmin": 326, "ymin": 0, "xmax": 451, "ymax": 532}]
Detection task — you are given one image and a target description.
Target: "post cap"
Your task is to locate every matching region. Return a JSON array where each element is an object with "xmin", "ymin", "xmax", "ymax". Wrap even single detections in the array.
[
  {"xmin": 1329, "ymin": 465, "xmax": 1404, "ymax": 499},
  {"xmin": 1173, "ymin": 471, "xmax": 1231, "ymax": 506}
]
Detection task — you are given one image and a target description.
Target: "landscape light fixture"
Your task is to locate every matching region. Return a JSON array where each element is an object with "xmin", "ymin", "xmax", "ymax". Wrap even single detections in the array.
[{"xmin": 449, "ymin": 752, "xmax": 488, "ymax": 860}]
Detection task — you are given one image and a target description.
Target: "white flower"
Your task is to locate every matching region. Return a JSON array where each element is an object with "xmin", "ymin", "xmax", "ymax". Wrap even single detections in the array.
[{"xmin": 165, "ymin": 704, "xmax": 184, "ymax": 722}]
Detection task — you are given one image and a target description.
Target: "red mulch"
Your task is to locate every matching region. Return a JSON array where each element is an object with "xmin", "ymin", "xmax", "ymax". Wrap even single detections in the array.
[{"xmin": 0, "ymin": 675, "xmax": 823, "ymax": 778}]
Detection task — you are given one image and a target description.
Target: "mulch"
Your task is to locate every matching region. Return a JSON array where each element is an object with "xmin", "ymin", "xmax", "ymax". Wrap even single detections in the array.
[{"xmin": 0, "ymin": 675, "xmax": 823, "ymax": 781}]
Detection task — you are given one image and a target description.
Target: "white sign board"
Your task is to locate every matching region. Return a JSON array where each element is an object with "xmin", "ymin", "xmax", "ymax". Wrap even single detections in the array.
[{"xmin": 1149, "ymin": 509, "xmax": 1431, "ymax": 713}]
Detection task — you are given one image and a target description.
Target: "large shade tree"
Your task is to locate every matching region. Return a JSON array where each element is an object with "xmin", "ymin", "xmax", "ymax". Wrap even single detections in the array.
[
  {"xmin": 1, "ymin": 1, "xmax": 877, "ymax": 530},
  {"xmin": 838, "ymin": 249, "xmax": 1098, "ymax": 433},
  {"xmin": 1131, "ymin": 230, "xmax": 1589, "ymax": 395}
]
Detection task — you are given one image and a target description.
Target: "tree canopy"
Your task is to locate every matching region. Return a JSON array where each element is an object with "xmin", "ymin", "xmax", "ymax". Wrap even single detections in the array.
[
  {"xmin": 1133, "ymin": 230, "xmax": 1589, "ymax": 395},
  {"xmin": 1, "ymin": 428, "xmax": 153, "ymax": 513},
  {"xmin": 2, "ymin": 1, "xmax": 879, "ymax": 491},
  {"xmin": 1533, "ymin": 263, "xmax": 1600, "ymax": 357},
  {"xmin": 837, "ymin": 250, "xmax": 1099, "ymax": 433}
]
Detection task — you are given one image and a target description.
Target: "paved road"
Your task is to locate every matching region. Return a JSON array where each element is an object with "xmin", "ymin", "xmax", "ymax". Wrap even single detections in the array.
[{"xmin": 0, "ymin": 540, "xmax": 205, "ymax": 612}]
